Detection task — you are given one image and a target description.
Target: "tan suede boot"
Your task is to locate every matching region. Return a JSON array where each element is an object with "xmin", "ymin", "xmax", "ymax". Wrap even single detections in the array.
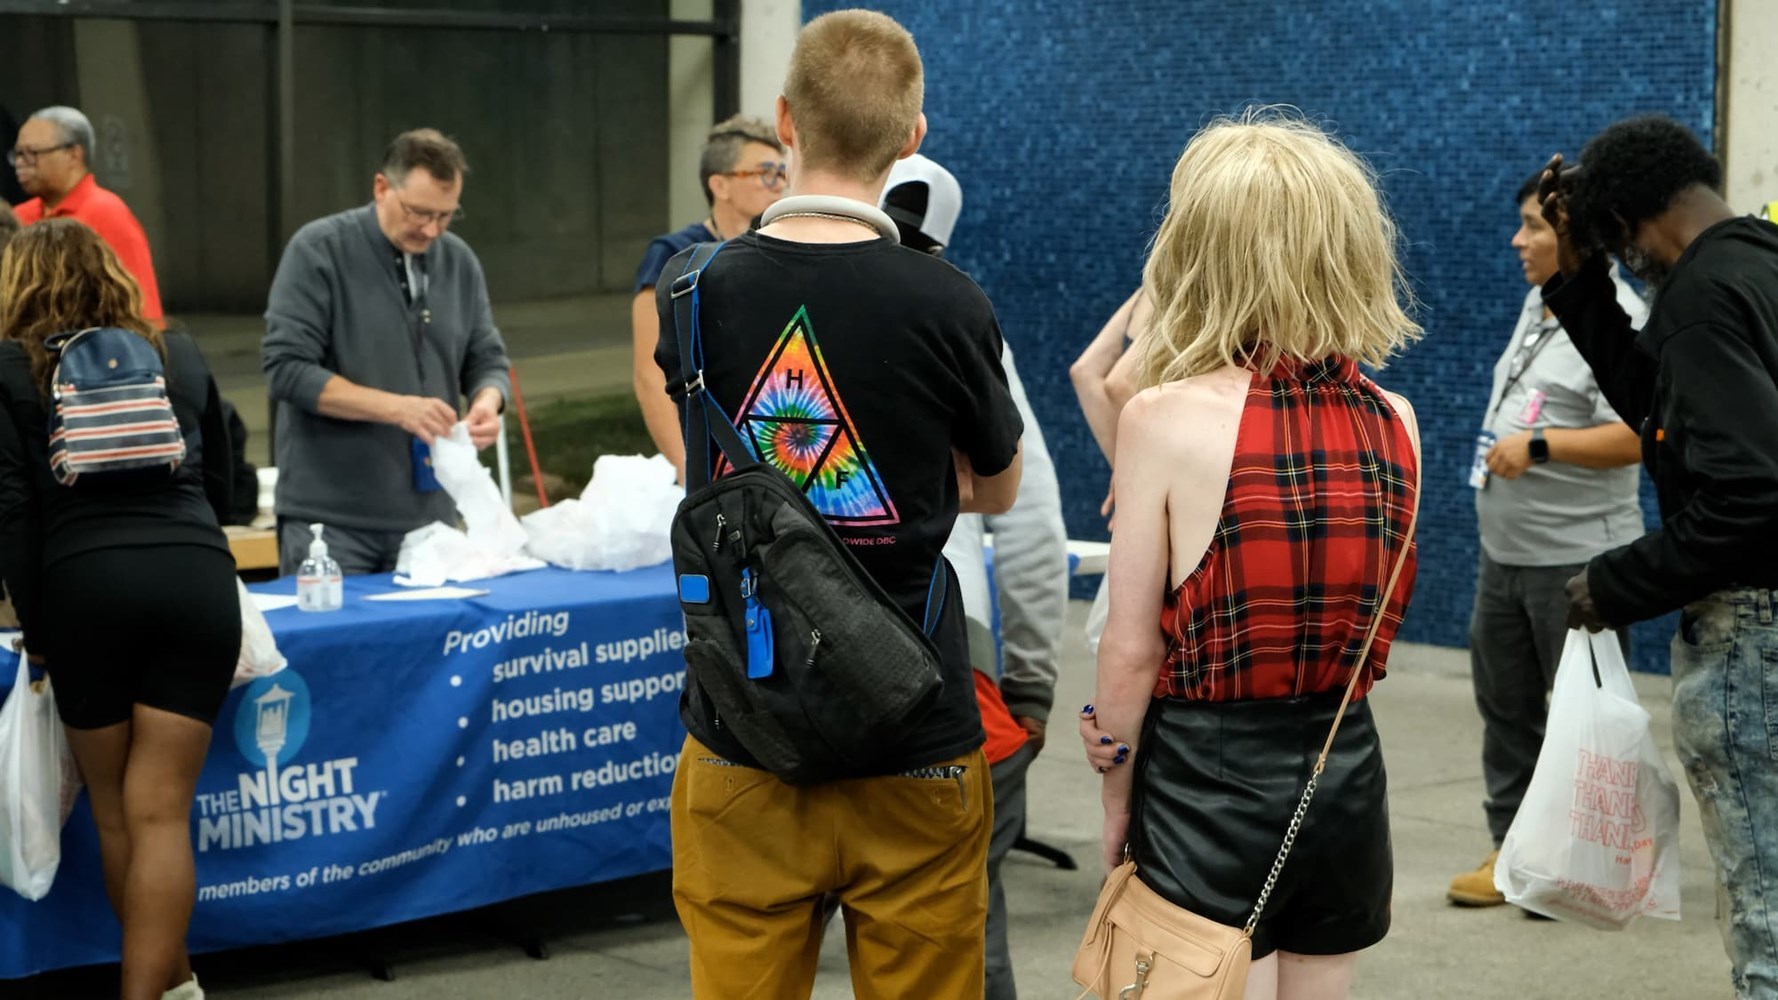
[{"xmin": 1447, "ymin": 850, "xmax": 1507, "ymax": 906}]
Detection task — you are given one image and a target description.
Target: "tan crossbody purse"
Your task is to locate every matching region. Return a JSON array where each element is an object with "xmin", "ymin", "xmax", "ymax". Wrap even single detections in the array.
[{"xmin": 1071, "ymin": 423, "xmax": 1421, "ymax": 1000}]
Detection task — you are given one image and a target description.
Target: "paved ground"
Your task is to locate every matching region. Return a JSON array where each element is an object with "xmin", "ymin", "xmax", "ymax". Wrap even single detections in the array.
[{"xmin": 19, "ymin": 602, "xmax": 1735, "ymax": 999}]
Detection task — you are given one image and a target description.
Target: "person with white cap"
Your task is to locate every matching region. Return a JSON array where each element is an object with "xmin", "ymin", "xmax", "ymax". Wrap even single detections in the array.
[{"xmin": 884, "ymin": 153, "xmax": 1067, "ymax": 1000}]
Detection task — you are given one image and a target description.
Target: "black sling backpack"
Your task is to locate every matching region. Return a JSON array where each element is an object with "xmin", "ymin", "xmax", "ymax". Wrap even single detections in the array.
[{"xmin": 666, "ymin": 242, "xmax": 947, "ymax": 785}]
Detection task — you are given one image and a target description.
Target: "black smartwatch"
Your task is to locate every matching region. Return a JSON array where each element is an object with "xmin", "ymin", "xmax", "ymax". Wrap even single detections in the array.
[{"xmin": 1529, "ymin": 427, "xmax": 1551, "ymax": 465}]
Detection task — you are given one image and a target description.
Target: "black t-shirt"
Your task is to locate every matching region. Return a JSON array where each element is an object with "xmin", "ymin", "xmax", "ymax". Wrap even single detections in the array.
[{"xmin": 655, "ymin": 230, "xmax": 1023, "ymax": 769}]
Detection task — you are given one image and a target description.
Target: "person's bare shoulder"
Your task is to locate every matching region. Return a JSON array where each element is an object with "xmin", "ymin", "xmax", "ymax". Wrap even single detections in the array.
[{"xmin": 1119, "ymin": 365, "xmax": 1249, "ymax": 465}]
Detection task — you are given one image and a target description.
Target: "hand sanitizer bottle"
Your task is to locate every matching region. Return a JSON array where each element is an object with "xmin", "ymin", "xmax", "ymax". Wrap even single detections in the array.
[{"xmin": 296, "ymin": 522, "xmax": 344, "ymax": 612}]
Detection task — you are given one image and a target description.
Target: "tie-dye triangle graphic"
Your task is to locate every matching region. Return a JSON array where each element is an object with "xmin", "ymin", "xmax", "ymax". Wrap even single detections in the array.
[{"xmin": 724, "ymin": 306, "xmax": 898, "ymax": 526}]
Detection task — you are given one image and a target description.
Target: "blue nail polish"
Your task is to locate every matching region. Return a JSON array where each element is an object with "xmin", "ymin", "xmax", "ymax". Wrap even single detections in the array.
[
  {"xmin": 1115, "ymin": 755, "xmax": 1127, "ymax": 765},
  {"xmin": 1082, "ymin": 703, "xmax": 1094, "ymax": 714},
  {"xmin": 1099, "ymin": 736, "xmax": 1113, "ymax": 745},
  {"xmin": 1118, "ymin": 745, "xmax": 1129, "ymax": 754}
]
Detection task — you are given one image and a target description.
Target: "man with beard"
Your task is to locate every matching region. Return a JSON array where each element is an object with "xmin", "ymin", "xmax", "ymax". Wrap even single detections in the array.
[{"xmin": 1541, "ymin": 115, "xmax": 1778, "ymax": 996}]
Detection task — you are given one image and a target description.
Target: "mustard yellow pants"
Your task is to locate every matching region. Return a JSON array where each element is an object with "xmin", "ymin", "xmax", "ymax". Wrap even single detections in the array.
[{"xmin": 671, "ymin": 735, "xmax": 992, "ymax": 999}]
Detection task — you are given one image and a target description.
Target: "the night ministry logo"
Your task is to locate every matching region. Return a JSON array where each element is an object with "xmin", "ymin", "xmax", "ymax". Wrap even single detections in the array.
[{"xmin": 192, "ymin": 671, "xmax": 382, "ymax": 852}]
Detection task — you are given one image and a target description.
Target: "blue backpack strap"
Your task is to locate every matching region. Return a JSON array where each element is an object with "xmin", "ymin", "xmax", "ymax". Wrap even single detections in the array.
[
  {"xmin": 668, "ymin": 242, "xmax": 759, "ymax": 490},
  {"xmin": 921, "ymin": 558, "xmax": 947, "ymax": 637}
]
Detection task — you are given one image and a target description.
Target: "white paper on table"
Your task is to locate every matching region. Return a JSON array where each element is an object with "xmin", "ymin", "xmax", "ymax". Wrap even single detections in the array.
[
  {"xmin": 367, "ymin": 586, "xmax": 491, "ymax": 601},
  {"xmin": 250, "ymin": 593, "xmax": 302, "ymax": 613}
]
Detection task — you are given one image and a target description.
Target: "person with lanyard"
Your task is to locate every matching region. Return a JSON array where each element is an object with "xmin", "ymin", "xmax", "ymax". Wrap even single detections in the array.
[
  {"xmin": 262, "ymin": 128, "xmax": 510, "ymax": 575},
  {"xmin": 630, "ymin": 114, "xmax": 787, "ymax": 480},
  {"xmin": 1446, "ymin": 170, "xmax": 1647, "ymax": 909}
]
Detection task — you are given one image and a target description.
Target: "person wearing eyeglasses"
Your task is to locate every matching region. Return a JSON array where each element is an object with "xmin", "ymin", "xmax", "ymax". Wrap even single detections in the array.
[
  {"xmin": 262, "ymin": 128, "xmax": 511, "ymax": 575},
  {"xmin": 1445, "ymin": 169, "xmax": 1646, "ymax": 910},
  {"xmin": 630, "ymin": 114, "xmax": 787, "ymax": 480},
  {"xmin": 9, "ymin": 105, "xmax": 164, "ymax": 324}
]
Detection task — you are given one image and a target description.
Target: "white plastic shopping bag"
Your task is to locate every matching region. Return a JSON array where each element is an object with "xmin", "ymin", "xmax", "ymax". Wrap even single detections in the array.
[
  {"xmin": 1494, "ymin": 629, "xmax": 1681, "ymax": 928},
  {"xmin": 232, "ymin": 577, "xmax": 287, "ymax": 689},
  {"xmin": 0, "ymin": 656, "xmax": 78, "ymax": 900}
]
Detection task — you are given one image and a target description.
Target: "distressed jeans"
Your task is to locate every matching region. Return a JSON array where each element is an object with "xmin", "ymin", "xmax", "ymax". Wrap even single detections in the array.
[{"xmin": 1670, "ymin": 588, "xmax": 1778, "ymax": 998}]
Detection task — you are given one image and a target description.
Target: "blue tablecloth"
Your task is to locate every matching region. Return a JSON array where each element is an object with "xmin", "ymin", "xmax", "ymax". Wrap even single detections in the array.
[{"xmin": 0, "ymin": 566, "xmax": 688, "ymax": 980}]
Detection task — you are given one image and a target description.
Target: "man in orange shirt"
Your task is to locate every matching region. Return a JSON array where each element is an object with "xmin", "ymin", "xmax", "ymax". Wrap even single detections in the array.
[{"xmin": 8, "ymin": 106, "xmax": 163, "ymax": 322}]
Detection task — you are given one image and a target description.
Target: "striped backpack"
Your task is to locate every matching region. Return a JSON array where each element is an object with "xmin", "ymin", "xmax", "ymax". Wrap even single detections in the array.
[{"xmin": 45, "ymin": 327, "xmax": 186, "ymax": 486}]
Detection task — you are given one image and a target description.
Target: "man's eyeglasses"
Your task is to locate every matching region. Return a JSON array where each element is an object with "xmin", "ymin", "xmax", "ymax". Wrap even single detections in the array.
[
  {"xmin": 6, "ymin": 143, "xmax": 74, "ymax": 168},
  {"xmin": 726, "ymin": 162, "xmax": 789, "ymax": 191},
  {"xmin": 396, "ymin": 195, "xmax": 465, "ymax": 228}
]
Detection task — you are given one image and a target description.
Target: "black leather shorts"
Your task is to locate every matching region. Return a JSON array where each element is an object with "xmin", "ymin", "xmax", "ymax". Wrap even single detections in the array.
[{"xmin": 1131, "ymin": 692, "xmax": 1392, "ymax": 960}]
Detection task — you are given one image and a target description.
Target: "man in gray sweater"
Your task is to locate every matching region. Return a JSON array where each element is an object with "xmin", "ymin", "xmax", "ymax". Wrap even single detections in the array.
[{"xmin": 263, "ymin": 128, "xmax": 511, "ymax": 574}]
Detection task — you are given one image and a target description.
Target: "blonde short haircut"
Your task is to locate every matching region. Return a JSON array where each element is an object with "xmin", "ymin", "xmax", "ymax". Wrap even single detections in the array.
[
  {"xmin": 782, "ymin": 10, "xmax": 923, "ymax": 183},
  {"xmin": 1137, "ymin": 109, "xmax": 1421, "ymax": 387}
]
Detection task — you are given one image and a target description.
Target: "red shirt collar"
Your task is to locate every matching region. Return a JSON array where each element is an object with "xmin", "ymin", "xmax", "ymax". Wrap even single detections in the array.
[{"xmin": 41, "ymin": 173, "xmax": 98, "ymax": 217}]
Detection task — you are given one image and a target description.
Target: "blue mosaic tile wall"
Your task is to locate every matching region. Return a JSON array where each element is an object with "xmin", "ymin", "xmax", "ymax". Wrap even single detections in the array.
[{"xmin": 803, "ymin": 0, "xmax": 1718, "ymax": 671}]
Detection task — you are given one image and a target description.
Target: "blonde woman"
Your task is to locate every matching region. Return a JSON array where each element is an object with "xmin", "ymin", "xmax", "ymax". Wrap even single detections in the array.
[{"xmin": 1079, "ymin": 113, "xmax": 1421, "ymax": 1000}]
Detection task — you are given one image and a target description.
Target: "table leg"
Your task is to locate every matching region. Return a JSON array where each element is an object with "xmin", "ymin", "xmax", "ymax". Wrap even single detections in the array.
[{"xmin": 477, "ymin": 911, "xmax": 552, "ymax": 962}]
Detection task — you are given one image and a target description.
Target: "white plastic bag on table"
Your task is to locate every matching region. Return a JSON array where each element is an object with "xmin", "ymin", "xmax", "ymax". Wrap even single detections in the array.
[
  {"xmin": 395, "ymin": 521, "xmax": 543, "ymax": 587},
  {"xmin": 395, "ymin": 424, "xmax": 544, "ymax": 586},
  {"xmin": 0, "ymin": 655, "xmax": 79, "ymax": 900},
  {"xmin": 521, "ymin": 454, "xmax": 683, "ymax": 572},
  {"xmin": 430, "ymin": 422, "xmax": 528, "ymax": 559},
  {"xmin": 1494, "ymin": 628, "xmax": 1681, "ymax": 928},
  {"xmin": 232, "ymin": 577, "xmax": 287, "ymax": 689}
]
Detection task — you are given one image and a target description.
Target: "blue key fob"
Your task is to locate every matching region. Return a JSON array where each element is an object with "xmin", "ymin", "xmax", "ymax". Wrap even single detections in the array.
[
  {"xmin": 742, "ymin": 569, "xmax": 775, "ymax": 679},
  {"xmin": 412, "ymin": 436, "xmax": 443, "ymax": 493}
]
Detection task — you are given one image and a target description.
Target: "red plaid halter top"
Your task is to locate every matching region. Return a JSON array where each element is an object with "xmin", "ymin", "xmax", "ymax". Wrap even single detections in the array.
[{"xmin": 1157, "ymin": 356, "xmax": 1419, "ymax": 702}]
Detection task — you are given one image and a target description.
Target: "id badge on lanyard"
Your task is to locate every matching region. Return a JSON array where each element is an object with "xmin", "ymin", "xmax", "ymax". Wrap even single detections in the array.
[
  {"xmin": 1468, "ymin": 431, "xmax": 1496, "ymax": 490},
  {"xmin": 412, "ymin": 436, "xmax": 443, "ymax": 492}
]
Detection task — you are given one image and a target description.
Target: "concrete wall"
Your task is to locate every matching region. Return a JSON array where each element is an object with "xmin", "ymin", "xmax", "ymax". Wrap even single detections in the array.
[
  {"xmin": 740, "ymin": 0, "xmax": 801, "ymax": 122},
  {"xmin": 133, "ymin": 19, "xmax": 271, "ymax": 315},
  {"xmin": 283, "ymin": 14, "xmax": 669, "ymax": 307},
  {"xmin": 668, "ymin": 0, "xmax": 716, "ymax": 234},
  {"xmin": 2, "ymin": 5, "xmax": 675, "ymax": 313},
  {"xmin": 1725, "ymin": 0, "xmax": 1778, "ymax": 212},
  {"xmin": 662, "ymin": 0, "xmax": 801, "ymax": 237}
]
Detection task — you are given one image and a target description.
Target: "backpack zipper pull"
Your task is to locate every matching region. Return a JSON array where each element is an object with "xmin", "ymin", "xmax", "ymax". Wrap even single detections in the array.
[
  {"xmin": 712, "ymin": 513, "xmax": 727, "ymax": 552},
  {"xmin": 804, "ymin": 629, "xmax": 822, "ymax": 668}
]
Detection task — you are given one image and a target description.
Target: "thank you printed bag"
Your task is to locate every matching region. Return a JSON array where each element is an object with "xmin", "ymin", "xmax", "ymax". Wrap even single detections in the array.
[{"xmin": 1494, "ymin": 629, "xmax": 1682, "ymax": 928}]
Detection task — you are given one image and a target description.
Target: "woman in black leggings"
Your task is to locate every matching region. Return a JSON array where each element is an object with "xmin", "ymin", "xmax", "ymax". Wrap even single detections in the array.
[{"xmin": 0, "ymin": 220, "xmax": 237, "ymax": 1000}]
